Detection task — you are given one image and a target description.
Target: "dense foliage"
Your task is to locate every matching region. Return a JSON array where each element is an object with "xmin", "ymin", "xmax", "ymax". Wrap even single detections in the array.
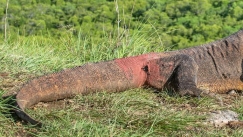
[{"xmin": 1, "ymin": 0, "xmax": 243, "ymax": 49}]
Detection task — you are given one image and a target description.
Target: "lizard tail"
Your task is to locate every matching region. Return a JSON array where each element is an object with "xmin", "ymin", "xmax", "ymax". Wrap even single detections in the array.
[
  {"xmin": 15, "ymin": 55, "xmax": 151, "ymax": 125},
  {"xmin": 15, "ymin": 104, "xmax": 42, "ymax": 126}
]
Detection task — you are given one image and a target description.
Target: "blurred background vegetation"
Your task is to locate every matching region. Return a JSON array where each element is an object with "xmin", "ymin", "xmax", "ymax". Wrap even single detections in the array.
[{"xmin": 1, "ymin": 0, "xmax": 243, "ymax": 49}]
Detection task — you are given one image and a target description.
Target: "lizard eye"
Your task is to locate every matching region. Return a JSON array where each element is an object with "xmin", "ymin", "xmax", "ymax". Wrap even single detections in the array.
[{"xmin": 142, "ymin": 65, "xmax": 148, "ymax": 72}]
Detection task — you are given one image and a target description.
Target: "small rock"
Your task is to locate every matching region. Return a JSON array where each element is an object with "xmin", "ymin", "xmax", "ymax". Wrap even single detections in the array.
[
  {"xmin": 228, "ymin": 90, "xmax": 237, "ymax": 96},
  {"xmin": 207, "ymin": 110, "xmax": 239, "ymax": 127}
]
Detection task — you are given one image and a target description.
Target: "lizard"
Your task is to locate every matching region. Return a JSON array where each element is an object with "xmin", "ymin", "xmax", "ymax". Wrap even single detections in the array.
[{"xmin": 15, "ymin": 29, "xmax": 243, "ymax": 126}]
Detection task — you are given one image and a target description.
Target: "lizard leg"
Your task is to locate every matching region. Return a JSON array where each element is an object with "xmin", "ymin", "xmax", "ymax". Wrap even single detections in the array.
[
  {"xmin": 172, "ymin": 54, "xmax": 202, "ymax": 97},
  {"xmin": 146, "ymin": 54, "xmax": 202, "ymax": 97},
  {"xmin": 146, "ymin": 54, "xmax": 222, "ymax": 105},
  {"xmin": 171, "ymin": 55, "xmax": 223, "ymax": 106}
]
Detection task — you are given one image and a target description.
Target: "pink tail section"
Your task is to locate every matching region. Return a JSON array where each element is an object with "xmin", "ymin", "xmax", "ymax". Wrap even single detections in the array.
[{"xmin": 115, "ymin": 53, "xmax": 161, "ymax": 87}]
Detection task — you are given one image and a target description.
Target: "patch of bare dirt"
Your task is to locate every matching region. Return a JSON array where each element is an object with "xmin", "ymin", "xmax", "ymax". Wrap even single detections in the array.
[
  {"xmin": 32, "ymin": 99, "xmax": 75, "ymax": 110},
  {"xmin": 14, "ymin": 121, "xmax": 39, "ymax": 137},
  {"xmin": 0, "ymin": 72, "xmax": 36, "ymax": 96}
]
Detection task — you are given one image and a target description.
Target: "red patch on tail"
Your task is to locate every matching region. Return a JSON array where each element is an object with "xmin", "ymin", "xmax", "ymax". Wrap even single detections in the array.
[{"xmin": 115, "ymin": 53, "xmax": 161, "ymax": 87}]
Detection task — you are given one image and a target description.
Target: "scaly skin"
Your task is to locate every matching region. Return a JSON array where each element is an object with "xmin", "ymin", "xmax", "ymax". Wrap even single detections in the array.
[
  {"xmin": 15, "ymin": 53, "xmax": 162, "ymax": 126},
  {"xmin": 16, "ymin": 29, "xmax": 243, "ymax": 126}
]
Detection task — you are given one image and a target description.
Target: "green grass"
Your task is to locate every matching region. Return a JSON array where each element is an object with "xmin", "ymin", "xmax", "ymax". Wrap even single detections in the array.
[{"xmin": 1, "ymin": 30, "xmax": 243, "ymax": 136}]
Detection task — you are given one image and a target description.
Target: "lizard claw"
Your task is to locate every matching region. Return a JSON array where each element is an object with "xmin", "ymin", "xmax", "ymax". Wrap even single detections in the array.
[{"xmin": 179, "ymin": 88, "xmax": 202, "ymax": 97}]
